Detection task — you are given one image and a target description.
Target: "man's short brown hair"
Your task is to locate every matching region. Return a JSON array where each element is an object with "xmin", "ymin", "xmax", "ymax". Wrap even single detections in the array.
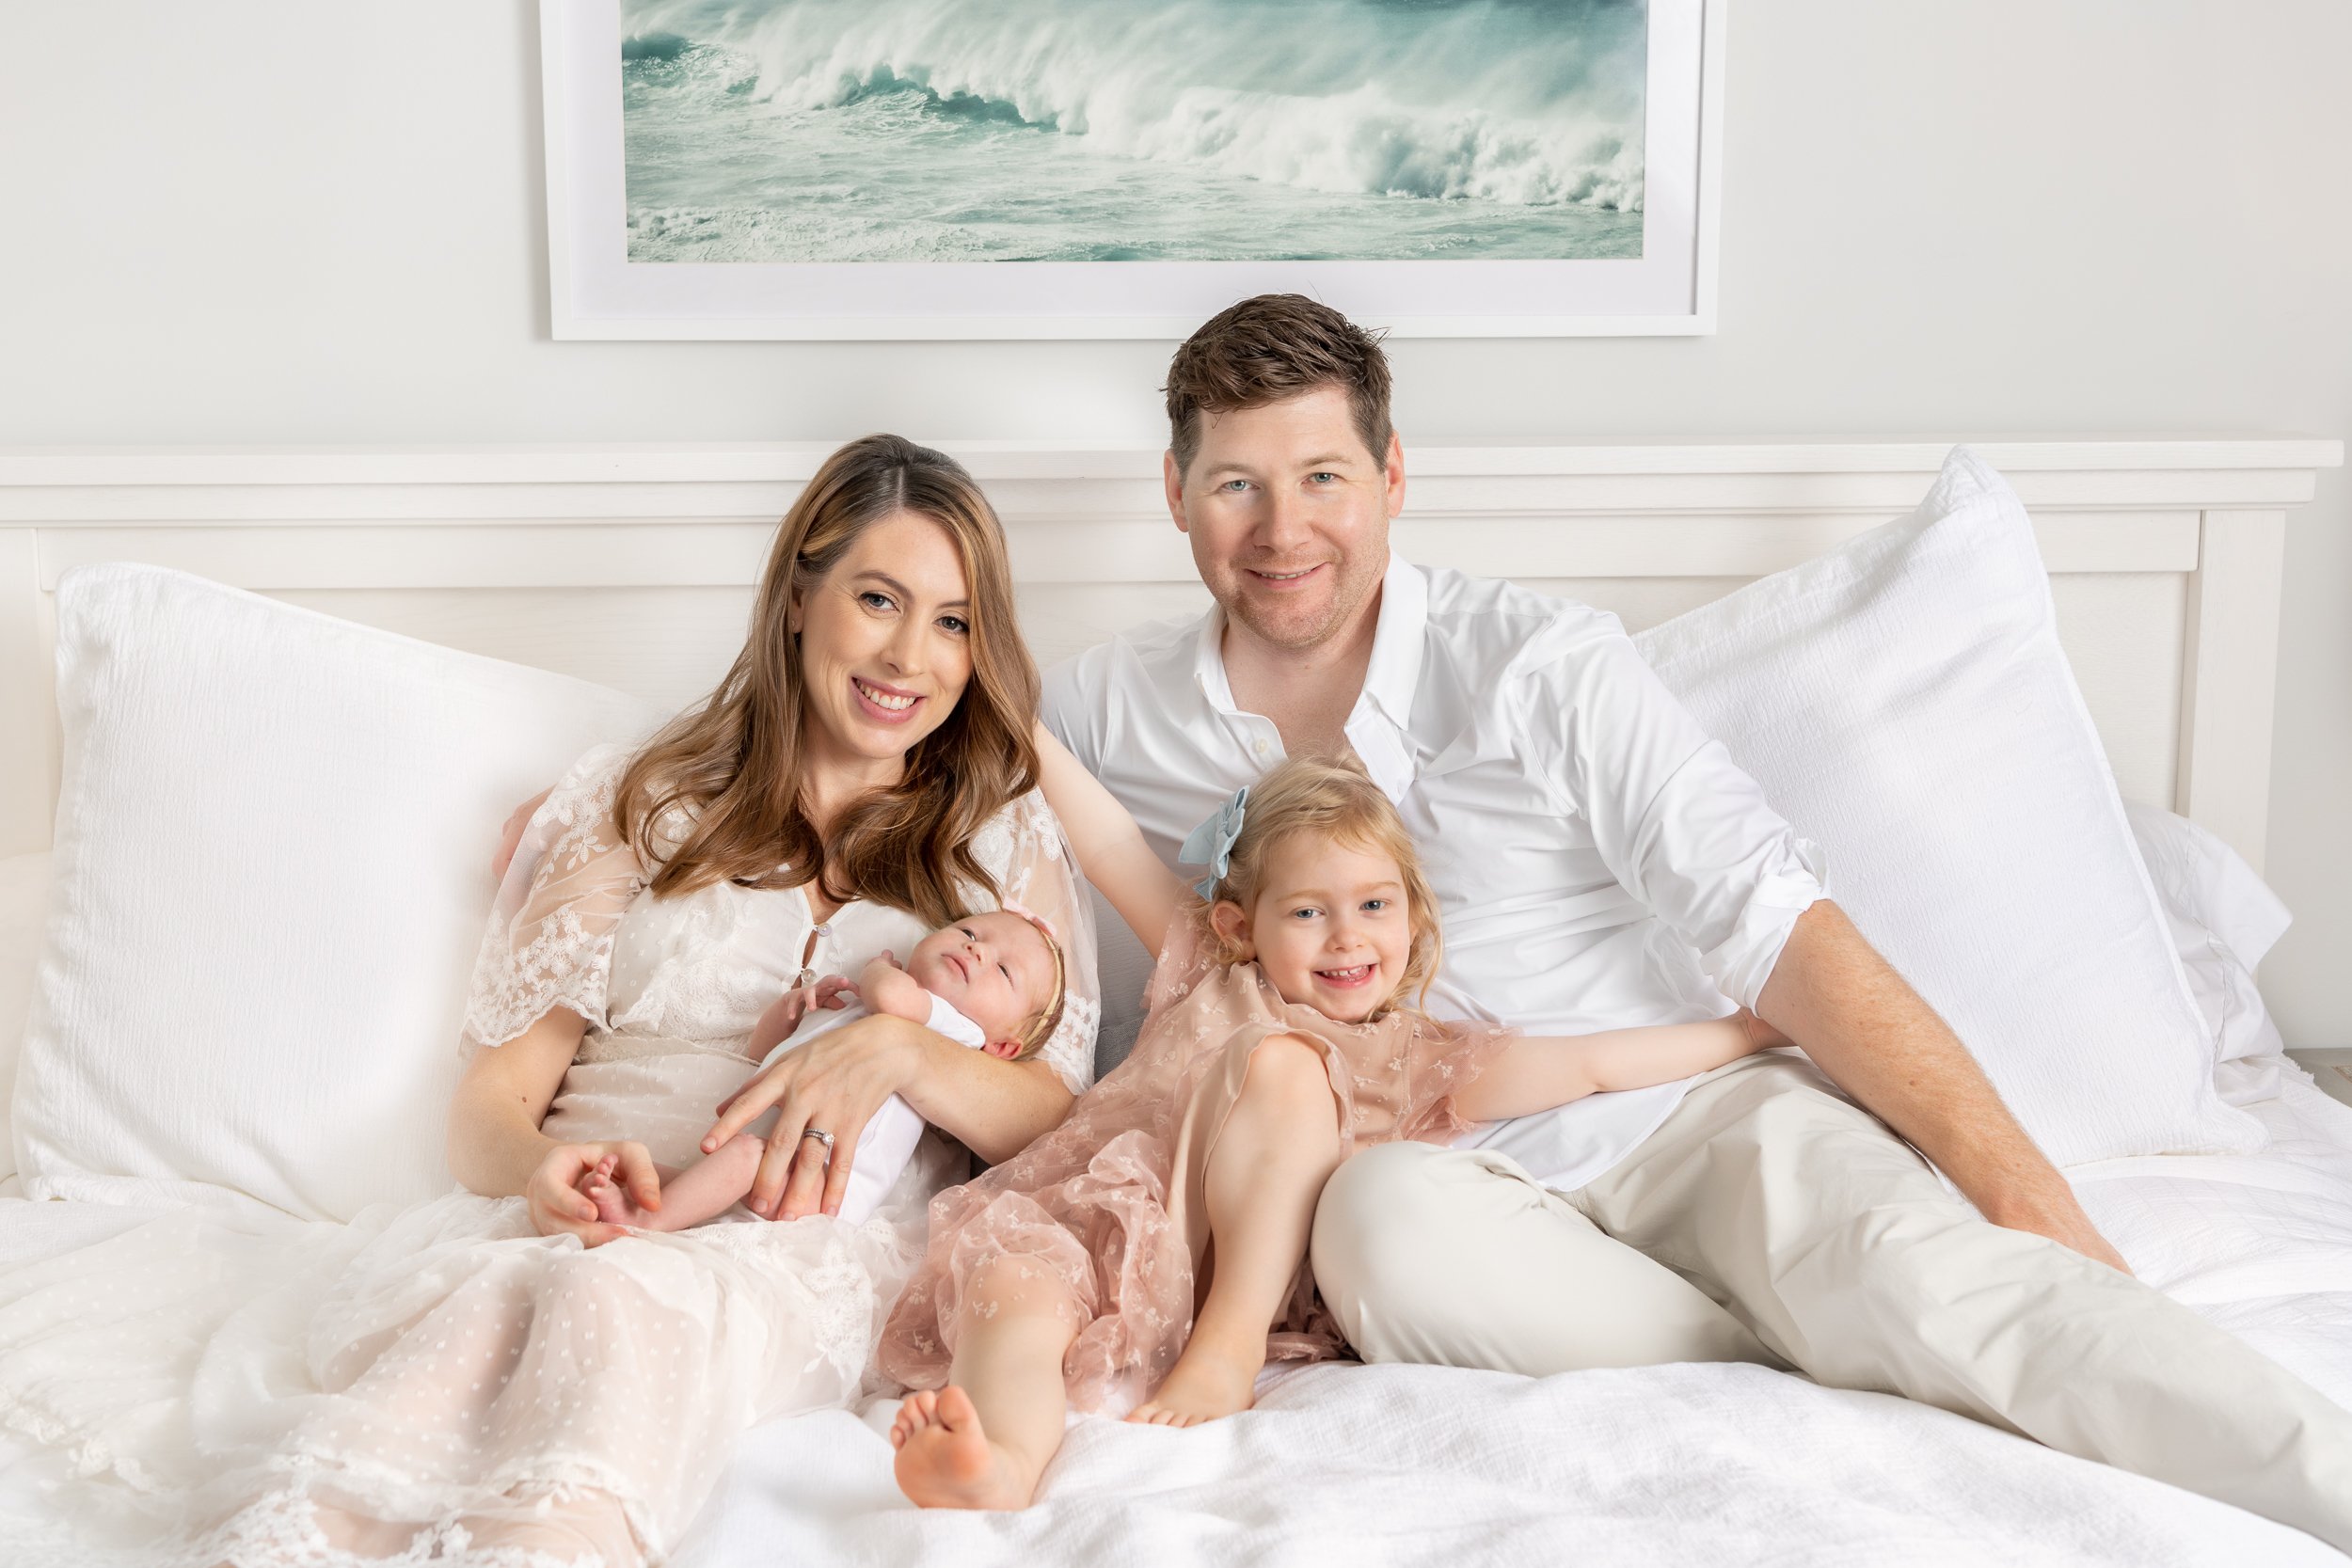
[{"xmin": 1164, "ymin": 294, "xmax": 1393, "ymax": 479}]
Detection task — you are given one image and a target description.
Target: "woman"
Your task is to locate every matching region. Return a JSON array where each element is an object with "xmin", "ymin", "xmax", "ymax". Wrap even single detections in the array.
[{"xmin": 0, "ymin": 436, "xmax": 1099, "ymax": 1567}]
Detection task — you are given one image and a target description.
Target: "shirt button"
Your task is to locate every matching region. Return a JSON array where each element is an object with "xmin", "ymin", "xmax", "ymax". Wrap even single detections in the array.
[{"xmin": 1253, "ymin": 739, "xmax": 1270, "ymax": 757}]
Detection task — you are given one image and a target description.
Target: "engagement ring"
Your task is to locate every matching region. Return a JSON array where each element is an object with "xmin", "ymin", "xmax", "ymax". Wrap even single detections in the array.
[{"xmin": 799, "ymin": 1129, "xmax": 835, "ymax": 1154}]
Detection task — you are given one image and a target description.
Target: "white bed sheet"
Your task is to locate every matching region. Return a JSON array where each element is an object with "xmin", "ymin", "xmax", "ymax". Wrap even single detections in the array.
[{"xmin": 3, "ymin": 1079, "xmax": 2349, "ymax": 1567}]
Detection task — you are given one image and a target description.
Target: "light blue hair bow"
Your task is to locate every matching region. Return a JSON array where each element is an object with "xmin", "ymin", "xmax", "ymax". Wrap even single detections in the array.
[{"xmin": 1178, "ymin": 785, "xmax": 1251, "ymax": 899}]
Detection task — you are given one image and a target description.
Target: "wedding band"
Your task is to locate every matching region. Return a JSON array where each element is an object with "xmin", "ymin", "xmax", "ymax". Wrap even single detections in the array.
[{"xmin": 800, "ymin": 1129, "xmax": 835, "ymax": 1153}]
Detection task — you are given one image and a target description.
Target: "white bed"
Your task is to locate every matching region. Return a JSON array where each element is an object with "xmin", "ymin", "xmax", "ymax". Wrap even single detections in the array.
[{"xmin": 2, "ymin": 438, "xmax": 2348, "ymax": 1565}]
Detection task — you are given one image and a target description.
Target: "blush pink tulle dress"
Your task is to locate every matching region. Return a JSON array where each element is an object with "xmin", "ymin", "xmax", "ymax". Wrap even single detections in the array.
[{"xmin": 879, "ymin": 920, "xmax": 1515, "ymax": 1415}]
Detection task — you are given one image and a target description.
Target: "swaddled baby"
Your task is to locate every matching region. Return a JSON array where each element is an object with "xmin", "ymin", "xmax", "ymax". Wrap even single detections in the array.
[{"xmin": 580, "ymin": 908, "xmax": 1068, "ymax": 1229}]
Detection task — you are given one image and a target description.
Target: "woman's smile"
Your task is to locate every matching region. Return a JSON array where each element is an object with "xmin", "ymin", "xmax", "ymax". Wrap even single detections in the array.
[{"xmin": 851, "ymin": 673, "xmax": 925, "ymax": 723}]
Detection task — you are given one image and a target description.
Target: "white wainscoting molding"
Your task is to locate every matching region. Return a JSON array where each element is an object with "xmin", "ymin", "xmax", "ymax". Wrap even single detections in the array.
[{"xmin": 0, "ymin": 438, "xmax": 2339, "ymax": 868}]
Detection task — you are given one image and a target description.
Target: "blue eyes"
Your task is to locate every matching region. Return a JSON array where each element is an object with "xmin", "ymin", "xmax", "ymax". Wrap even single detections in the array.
[
  {"xmin": 858, "ymin": 593, "xmax": 968, "ymax": 636},
  {"xmin": 1288, "ymin": 899, "xmax": 1391, "ymax": 920},
  {"xmin": 1218, "ymin": 473, "xmax": 1340, "ymax": 493}
]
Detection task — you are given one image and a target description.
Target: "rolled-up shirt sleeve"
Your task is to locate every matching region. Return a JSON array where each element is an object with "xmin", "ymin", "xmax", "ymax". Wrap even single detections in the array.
[
  {"xmin": 1041, "ymin": 651, "xmax": 1100, "ymax": 769},
  {"xmin": 1530, "ymin": 626, "xmax": 1828, "ymax": 1010}
]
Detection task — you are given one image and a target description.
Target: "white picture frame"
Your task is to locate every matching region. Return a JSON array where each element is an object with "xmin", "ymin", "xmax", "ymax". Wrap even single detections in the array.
[{"xmin": 540, "ymin": 0, "xmax": 1724, "ymax": 341}]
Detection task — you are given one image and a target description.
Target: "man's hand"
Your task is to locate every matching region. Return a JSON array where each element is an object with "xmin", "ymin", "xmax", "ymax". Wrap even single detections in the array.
[
  {"xmin": 1980, "ymin": 1188, "xmax": 2133, "ymax": 1274},
  {"xmin": 1756, "ymin": 900, "xmax": 2133, "ymax": 1276}
]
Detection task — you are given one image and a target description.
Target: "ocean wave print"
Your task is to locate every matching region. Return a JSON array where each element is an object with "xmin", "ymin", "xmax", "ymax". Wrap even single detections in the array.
[{"xmin": 618, "ymin": 0, "xmax": 1647, "ymax": 263}]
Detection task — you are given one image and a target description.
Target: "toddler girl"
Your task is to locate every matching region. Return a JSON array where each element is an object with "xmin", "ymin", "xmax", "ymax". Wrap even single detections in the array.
[
  {"xmin": 580, "ymin": 908, "xmax": 1067, "ymax": 1231},
  {"xmin": 877, "ymin": 739, "xmax": 1782, "ymax": 1509}
]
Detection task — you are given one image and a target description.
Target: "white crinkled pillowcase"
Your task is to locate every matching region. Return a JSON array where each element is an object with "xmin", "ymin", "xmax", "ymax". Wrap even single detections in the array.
[
  {"xmin": 0, "ymin": 850, "xmax": 53, "ymax": 1185},
  {"xmin": 13, "ymin": 565, "xmax": 660, "ymax": 1221},
  {"xmin": 1633, "ymin": 447, "xmax": 2262, "ymax": 1167},
  {"xmin": 2122, "ymin": 800, "xmax": 2293, "ymax": 1106}
]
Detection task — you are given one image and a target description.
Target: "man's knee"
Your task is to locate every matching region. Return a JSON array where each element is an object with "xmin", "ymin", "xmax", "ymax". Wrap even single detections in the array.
[
  {"xmin": 1317, "ymin": 1147, "xmax": 1439, "ymax": 1297},
  {"xmin": 1311, "ymin": 1143, "xmax": 1503, "ymax": 1323}
]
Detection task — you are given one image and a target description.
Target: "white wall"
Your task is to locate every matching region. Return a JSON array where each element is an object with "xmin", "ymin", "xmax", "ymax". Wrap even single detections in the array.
[{"xmin": 2, "ymin": 1, "xmax": 2346, "ymax": 1043}]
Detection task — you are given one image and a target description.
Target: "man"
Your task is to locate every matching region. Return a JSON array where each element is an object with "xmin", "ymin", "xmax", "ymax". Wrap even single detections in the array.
[{"xmin": 1042, "ymin": 293, "xmax": 2352, "ymax": 1549}]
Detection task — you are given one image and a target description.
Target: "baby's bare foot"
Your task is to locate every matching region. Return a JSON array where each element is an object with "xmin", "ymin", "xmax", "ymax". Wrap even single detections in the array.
[
  {"xmin": 1127, "ymin": 1334, "xmax": 1263, "ymax": 1427},
  {"xmin": 580, "ymin": 1157, "xmax": 647, "ymax": 1229},
  {"xmin": 889, "ymin": 1386, "xmax": 1035, "ymax": 1510}
]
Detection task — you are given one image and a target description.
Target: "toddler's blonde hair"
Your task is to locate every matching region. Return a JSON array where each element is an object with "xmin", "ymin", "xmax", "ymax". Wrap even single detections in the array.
[{"xmin": 1200, "ymin": 756, "xmax": 1443, "ymax": 1017}]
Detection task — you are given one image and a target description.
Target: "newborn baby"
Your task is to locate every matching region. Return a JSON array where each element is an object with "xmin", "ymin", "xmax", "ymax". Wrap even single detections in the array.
[{"xmin": 581, "ymin": 909, "xmax": 1068, "ymax": 1230}]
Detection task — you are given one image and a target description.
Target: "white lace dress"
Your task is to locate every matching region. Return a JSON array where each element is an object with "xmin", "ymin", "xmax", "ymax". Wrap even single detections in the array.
[{"xmin": 0, "ymin": 747, "xmax": 1100, "ymax": 1568}]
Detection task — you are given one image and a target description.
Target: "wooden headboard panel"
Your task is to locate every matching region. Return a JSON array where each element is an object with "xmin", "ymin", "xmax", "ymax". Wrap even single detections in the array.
[{"xmin": 0, "ymin": 438, "xmax": 2339, "ymax": 872}]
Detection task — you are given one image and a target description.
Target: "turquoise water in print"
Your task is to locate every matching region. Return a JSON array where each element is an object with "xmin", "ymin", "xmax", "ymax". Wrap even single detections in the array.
[{"xmin": 619, "ymin": 0, "xmax": 1646, "ymax": 262}]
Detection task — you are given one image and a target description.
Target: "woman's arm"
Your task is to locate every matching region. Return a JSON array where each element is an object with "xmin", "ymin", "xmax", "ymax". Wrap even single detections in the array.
[
  {"xmin": 1452, "ymin": 1015, "xmax": 1772, "ymax": 1124},
  {"xmin": 447, "ymin": 1004, "xmax": 586, "ymax": 1196},
  {"xmin": 448, "ymin": 1003, "xmax": 665, "ymax": 1243},
  {"xmin": 1033, "ymin": 722, "xmax": 1187, "ymax": 956},
  {"xmin": 704, "ymin": 1012, "xmax": 1075, "ymax": 1220}
]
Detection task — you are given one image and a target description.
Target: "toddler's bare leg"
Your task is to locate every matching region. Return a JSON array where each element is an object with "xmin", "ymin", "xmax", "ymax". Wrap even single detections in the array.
[
  {"xmin": 582, "ymin": 1140, "xmax": 757, "ymax": 1233},
  {"xmin": 891, "ymin": 1259, "xmax": 1082, "ymax": 1510},
  {"xmin": 1132, "ymin": 1034, "xmax": 1343, "ymax": 1426}
]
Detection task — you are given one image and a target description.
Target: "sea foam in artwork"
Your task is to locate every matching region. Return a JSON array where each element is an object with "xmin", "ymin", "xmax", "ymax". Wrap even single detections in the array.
[{"xmin": 620, "ymin": 0, "xmax": 1647, "ymax": 262}]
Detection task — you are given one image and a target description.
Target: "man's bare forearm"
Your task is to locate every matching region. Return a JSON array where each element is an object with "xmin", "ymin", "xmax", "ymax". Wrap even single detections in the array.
[{"xmin": 1754, "ymin": 900, "xmax": 2128, "ymax": 1271}]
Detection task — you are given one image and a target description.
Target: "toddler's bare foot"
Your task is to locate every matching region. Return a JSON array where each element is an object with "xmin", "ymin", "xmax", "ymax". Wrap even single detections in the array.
[
  {"xmin": 889, "ymin": 1386, "xmax": 1036, "ymax": 1510},
  {"xmin": 1127, "ymin": 1332, "xmax": 1263, "ymax": 1427}
]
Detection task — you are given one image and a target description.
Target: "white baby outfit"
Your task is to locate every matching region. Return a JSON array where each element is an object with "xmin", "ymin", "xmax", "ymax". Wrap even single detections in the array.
[
  {"xmin": 0, "ymin": 745, "xmax": 1101, "ymax": 1567},
  {"xmin": 750, "ymin": 990, "xmax": 990, "ymax": 1227}
]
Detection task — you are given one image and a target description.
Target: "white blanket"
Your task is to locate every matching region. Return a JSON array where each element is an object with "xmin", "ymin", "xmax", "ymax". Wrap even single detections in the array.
[{"xmin": 6, "ymin": 1080, "xmax": 2351, "ymax": 1566}]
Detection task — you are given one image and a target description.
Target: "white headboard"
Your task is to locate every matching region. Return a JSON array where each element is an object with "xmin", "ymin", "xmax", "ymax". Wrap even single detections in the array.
[{"xmin": 0, "ymin": 439, "xmax": 2339, "ymax": 874}]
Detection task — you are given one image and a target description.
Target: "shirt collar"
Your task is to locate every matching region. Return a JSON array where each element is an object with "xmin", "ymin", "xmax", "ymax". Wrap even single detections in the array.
[
  {"xmin": 1358, "ymin": 552, "xmax": 1428, "ymax": 732},
  {"xmin": 1191, "ymin": 553, "xmax": 1425, "ymax": 803},
  {"xmin": 1190, "ymin": 601, "xmax": 1239, "ymax": 715},
  {"xmin": 1193, "ymin": 551, "xmax": 1426, "ymax": 721}
]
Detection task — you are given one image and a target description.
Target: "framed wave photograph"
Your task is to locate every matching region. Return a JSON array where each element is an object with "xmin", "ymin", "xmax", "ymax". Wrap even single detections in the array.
[{"xmin": 541, "ymin": 0, "xmax": 1723, "ymax": 339}]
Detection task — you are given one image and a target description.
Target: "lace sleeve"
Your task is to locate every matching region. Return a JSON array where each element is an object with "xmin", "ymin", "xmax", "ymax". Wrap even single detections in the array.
[
  {"xmin": 460, "ymin": 745, "xmax": 649, "ymax": 1053},
  {"xmin": 972, "ymin": 789, "xmax": 1102, "ymax": 1094}
]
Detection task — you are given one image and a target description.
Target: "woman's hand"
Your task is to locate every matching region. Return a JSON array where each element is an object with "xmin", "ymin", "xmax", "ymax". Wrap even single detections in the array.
[
  {"xmin": 524, "ymin": 1139, "xmax": 661, "ymax": 1246},
  {"xmin": 706, "ymin": 1012, "xmax": 923, "ymax": 1222}
]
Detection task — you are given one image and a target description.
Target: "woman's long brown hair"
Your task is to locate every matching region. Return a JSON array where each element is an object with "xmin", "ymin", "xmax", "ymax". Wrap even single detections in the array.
[{"xmin": 613, "ymin": 435, "xmax": 1040, "ymax": 925}]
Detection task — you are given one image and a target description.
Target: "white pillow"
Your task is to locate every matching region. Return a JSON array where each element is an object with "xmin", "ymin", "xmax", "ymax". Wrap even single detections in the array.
[
  {"xmin": 15, "ymin": 565, "xmax": 660, "ymax": 1220},
  {"xmin": 2122, "ymin": 800, "xmax": 2292, "ymax": 1106},
  {"xmin": 0, "ymin": 850, "xmax": 53, "ymax": 1184},
  {"xmin": 1634, "ymin": 448, "xmax": 2262, "ymax": 1166}
]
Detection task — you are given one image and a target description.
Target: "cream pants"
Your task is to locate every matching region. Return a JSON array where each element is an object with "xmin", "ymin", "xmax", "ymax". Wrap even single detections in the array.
[{"xmin": 1310, "ymin": 1053, "xmax": 2352, "ymax": 1553}]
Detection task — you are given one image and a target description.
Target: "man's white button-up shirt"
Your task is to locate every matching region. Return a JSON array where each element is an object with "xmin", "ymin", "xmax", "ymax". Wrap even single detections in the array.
[{"xmin": 1043, "ymin": 553, "xmax": 1828, "ymax": 1192}]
